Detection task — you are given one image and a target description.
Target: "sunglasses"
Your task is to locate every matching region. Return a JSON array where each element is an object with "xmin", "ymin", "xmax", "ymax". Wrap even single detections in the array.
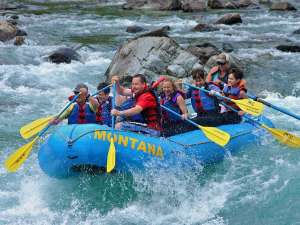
[
  {"xmin": 74, "ymin": 91, "xmax": 80, "ymax": 95},
  {"xmin": 217, "ymin": 62, "xmax": 226, "ymax": 65}
]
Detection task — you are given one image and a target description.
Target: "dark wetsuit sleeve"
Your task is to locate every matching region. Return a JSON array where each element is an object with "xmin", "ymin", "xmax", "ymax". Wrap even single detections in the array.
[
  {"xmin": 185, "ymin": 87, "xmax": 192, "ymax": 99},
  {"xmin": 208, "ymin": 84, "xmax": 221, "ymax": 92}
]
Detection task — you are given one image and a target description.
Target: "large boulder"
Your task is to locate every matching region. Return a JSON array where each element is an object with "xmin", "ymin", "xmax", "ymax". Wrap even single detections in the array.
[
  {"xmin": 192, "ymin": 23, "xmax": 219, "ymax": 32},
  {"xmin": 138, "ymin": 26, "xmax": 170, "ymax": 38},
  {"xmin": 207, "ymin": 0, "xmax": 225, "ymax": 9},
  {"xmin": 186, "ymin": 43, "xmax": 220, "ymax": 64},
  {"xmin": 270, "ymin": 2, "xmax": 297, "ymax": 11},
  {"xmin": 222, "ymin": 42, "xmax": 234, "ymax": 52},
  {"xmin": 208, "ymin": 0, "xmax": 258, "ymax": 9},
  {"xmin": 215, "ymin": 13, "xmax": 242, "ymax": 25},
  {"xmin": 0, "ymin": 21, "xmax": 17, "ymax": 42},
  {"xmin": 0, "ymin": 3, "xmax": 23, "ymax": 10},
  {"xmin": 293, "ymin": 28, "xmax": 300, "ymax": 34},
  {"xmin": 181, "ymin": 0, "xmax": 207, "ymax": 11},
  {"xmin": 105, "ymin": 36, "xmax": 200, "ymax": 81},
  {"xmin": 48, "ymin": 48, "xmax": 82, "ymax": 64},
  {"xmin": 276, "ymin": 45, "xmax": 300, "ymax": 52},
  {"xmin": 126, "ymin": 25, "xmax": 146, "ymax": 33},
  {"xmin": 225, "ymin": 0, "xmax": 259, "ymax": 9}
]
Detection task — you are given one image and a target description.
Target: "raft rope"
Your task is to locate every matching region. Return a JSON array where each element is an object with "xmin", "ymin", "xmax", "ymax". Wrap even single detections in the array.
[
  {"xmin": 45, "ymin": 113, "xmax": 265, "ymax": 147},
  {"xmin": 58, "ymin": 127, "xmax": 255, "ymax": 148},
  {"xmin": 54, "ymin": 125, "xmax": 73, "ymax": 144}
]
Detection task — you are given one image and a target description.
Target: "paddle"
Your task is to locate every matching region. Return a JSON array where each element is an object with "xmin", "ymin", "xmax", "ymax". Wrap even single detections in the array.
[
  {"xmin": 20, "ymin": 116, "xmax": 54, "ymax": 139},
  {"xmin": 220, "ymin": 102, "xmax": 300, "ymax": 149},
  {"xmin": 160, "ymin": 105, "xmax": 231, "ymax": 147},
  {"xmin": 247, "ymin": 94, "xmax": 300, "ymax": 121},
  {"xmin": 20, "ymin": 85, "xmax": 111, "ymax": 139},
  {"xmin": 4, "ymin": 92, "xmax": 83, "ymax": 172},
  {"xmin": 106, "ymin": 82, "xmax": 116, "ymax": 173},
  {"xmin": 184, "ymin": 83, "xmax": 264, "ymax": 116}
]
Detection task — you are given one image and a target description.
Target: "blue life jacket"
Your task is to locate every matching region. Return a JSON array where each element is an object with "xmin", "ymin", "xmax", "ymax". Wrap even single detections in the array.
[
  {"xmin": 189, "ymin": 83, "xmax": 220, "ymax": 114},
  {"xmin": 222, "ymin": 84, "xmax": 242, "ymax": 110},
  {"xmin": 160, "ymin": 91, "xmax": 182, "ymax": 122},
  {"xmin": 223, "ymin": 84, "xmax": 241, "ymax": 100},
  {"xmin": 68, "ymin": 103, "xmax": 96, "ymax": 125},
  {"xmin": 96, "ymin": 97, "xmax": 112, "ymax": 126}
]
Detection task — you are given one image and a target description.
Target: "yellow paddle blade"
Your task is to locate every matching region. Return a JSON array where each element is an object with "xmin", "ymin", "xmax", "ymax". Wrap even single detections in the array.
[
  {"xmin": 261, "ymin": 125, "xmax": 300, "ymax": 148},
  {"xmin": 4, "ymin": 136, "xmax": 39, "ymax": 172},
  {"xmin": 198, "ymin": 125, "xmax": 231, "ymax": 147},
  {"xmin": 106, "ymin": 138, "xmax": 116, "ymax": 173},
  {"xmin": 232, "ymin": 99, "xmax": 264, "ymax": 116},
  {"xmin": 20, "ymin": 116, "xmax": 53, "ymax": 139}
]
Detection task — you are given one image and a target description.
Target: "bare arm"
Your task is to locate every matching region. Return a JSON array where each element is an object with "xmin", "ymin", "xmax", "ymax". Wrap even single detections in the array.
[
  {"xmin": 115, "ymin": 82, "xmax": 132, "ymax": 96},
  {"xmin": 111, "ymin": 105, "xmax": 143, "ymax": 117},
  {"xmin": 88, "ymin": 96, "xmax": 99, "ymax": 112},
  {"xmin": 112, "ymin": 76, "xmax": 132, "ymax": 96},
  {"xmin": 239, "ymin": 90, "xmax": 247, "ymax": 99},
  {"xmin": 176, "ymin": 95, "xmax": 188, "ymax": 119}
]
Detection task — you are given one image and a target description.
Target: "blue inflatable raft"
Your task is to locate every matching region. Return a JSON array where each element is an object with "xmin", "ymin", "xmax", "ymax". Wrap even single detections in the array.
[{"xmin": 38, "ymin": 116, "xmax": 273, "ymax": 178}]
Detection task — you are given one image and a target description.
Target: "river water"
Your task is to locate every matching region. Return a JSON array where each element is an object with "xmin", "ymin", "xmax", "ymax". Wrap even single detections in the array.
[{"xmin": 0, "ymin": 1, "xmax": 300, "ymax": 224}]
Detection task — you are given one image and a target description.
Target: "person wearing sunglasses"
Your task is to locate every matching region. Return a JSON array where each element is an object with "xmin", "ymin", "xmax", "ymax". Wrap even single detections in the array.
[
  {"xmin": 206, "ymin": 53, "xmax": 231, "ymax": 89},
  {"xmin": 51, "ymin": 83, "xmax": 99, "ymax": 125}
]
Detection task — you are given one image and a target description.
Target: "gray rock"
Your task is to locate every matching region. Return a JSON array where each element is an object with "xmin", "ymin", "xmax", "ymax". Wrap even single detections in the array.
[
  {"xmin": 207, "ymin": 0, "xmax": 225, "ymax": 9},
  {"xmin": 259, "ymin": 0, "xmax": 271, "ymax": 3},
  {"xmin": 0, "ymin": 21, "xmax": 17, "ymax": 42},
  {"xmin": 105, "ymin": 36, "xmax": 200, "ymax": 81},
  {"xmin": 16, "ymin": 29, "xmax": 27, "ymax": 36},
  {"xmin": 137, "ymin": 26, "xmax": 170, "ymax": 38},
  {"xmin": 7, "ymin": 19, "xmax": 18, "ymax": 26},
  {"xmin": 293, "ymin": 28, "xmax": 300, "ymax": 34},
  {"xmin": 192, "ymin": 23, "xmax": 219, "ymax": 32},
  {"xmin": 123, "ymin": 0, "xmax": 181, "ymax": 10},
  {"xmin": 167, "ymin": 64, "xmax": 186, "ymax": 77},
  {"xmin": 10, "ymin": 15, "xmax": 19, "ymax": 20},
  {"xmin": 126, "ymin": 25, "xmax": 146, "ymax": 33},
  {"xmin": 222, "ymin": 42, "xmax": 234, "ymax": 52},
  {"xmin": 48, "ymin": 48, "xmax": 82, "ymax": 64},
  {"xmin": 215, "ymin": 13, "xmax": 242, "ymax": 25},
  {"xmin": 186, "ymin": 43, "xmax": 220, "ymax": 64},
  {"xmin": 225, "ymin": 0, "xmax": 259, "ymax": 9},
  {"xmin": 276, "ymin": 45, "xmax": 300, "ymax": 52},
  {"xmin": 192, "ymin": 63, "xmax": 204, "ymax": 71},
  {"xmin": 181, "ymin": 0, "xmax": 207, "ymax": 12},
  {"xmin": 0, "ymin": 3, "xmax": 22, "ymax": 10},
  {"xmin": 270, "ymin": 2, "xmax": 297, "ymax": 11}
]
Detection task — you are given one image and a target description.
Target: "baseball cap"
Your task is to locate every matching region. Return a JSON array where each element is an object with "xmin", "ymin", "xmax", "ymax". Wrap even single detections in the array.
[{"xmin": 216, "ymin": 53, "xmax": 227, "ymax": 64}]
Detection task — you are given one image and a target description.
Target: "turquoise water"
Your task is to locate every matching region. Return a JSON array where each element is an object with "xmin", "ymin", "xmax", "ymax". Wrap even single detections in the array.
[{"xmin": 0, "ymin": 1, "xmax": 300, "ymax": 224}]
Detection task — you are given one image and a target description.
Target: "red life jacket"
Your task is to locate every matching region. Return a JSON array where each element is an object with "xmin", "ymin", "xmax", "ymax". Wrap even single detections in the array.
[
  {"xmin": 191, "ymin": 83, "xmax": 219, "ymax": 113},
  {"xmin": 95, "ymin": 97, "xmax": 112, "ymax": 126},
  {"xmin": 68, "ymin": 103, "xmax": 96, "ymax": 124},
  {"xmin": 95, "ymin": 101, "xmax": 103, "ymax": 124},
  {"xmin": 134, "ymin": 89, "xmax": 161, "ymax": 131}
]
